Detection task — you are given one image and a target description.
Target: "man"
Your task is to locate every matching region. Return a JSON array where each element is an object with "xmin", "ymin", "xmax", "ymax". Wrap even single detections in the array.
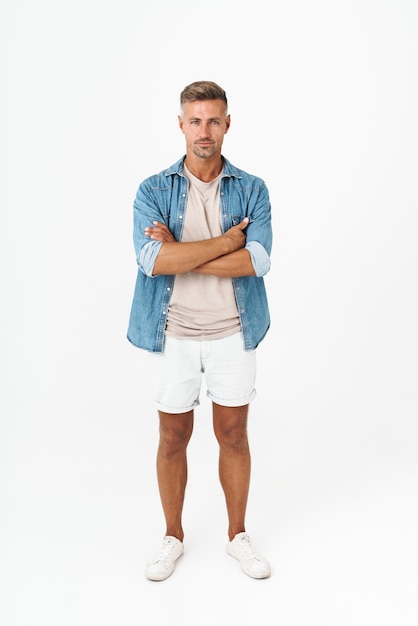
[{"xmin": 127, "ymin": 81, "xmax": 273, "ymax": 581}]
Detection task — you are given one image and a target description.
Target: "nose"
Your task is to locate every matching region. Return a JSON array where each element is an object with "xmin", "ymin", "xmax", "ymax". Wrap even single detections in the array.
[{"xmin": 198, "ymin": 122, "xmax": 212, "ymax": 136}]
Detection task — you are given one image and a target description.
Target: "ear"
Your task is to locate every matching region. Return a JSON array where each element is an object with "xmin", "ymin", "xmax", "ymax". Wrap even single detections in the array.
[
  {"xmin": 178, "ymin": 115, "xmax": 184, "ymax": 133},
  {"xmin": 225, "ymin": 114, "xmax": 231, "ymax": 133}
]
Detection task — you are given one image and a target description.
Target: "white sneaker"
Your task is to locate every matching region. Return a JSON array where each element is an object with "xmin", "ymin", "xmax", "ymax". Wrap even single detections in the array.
[
  {"xmin": 227, "ymin": 532, "xmax": 271, "ymax": 579},
  {"xmin": 145, "ymin": 536, "xmax": 184, "ymax": 581}
]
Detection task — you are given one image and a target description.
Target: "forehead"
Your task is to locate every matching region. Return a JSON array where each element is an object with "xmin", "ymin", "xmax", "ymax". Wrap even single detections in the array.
[{"xmin": 182, "ymin": 99, "xmax": 227, "ymax": 119}]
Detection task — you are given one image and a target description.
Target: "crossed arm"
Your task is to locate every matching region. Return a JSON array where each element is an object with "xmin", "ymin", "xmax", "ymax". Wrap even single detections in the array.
[{"xmin": 145, "ymin": 218, "xmax": 256, "ymax": 277}]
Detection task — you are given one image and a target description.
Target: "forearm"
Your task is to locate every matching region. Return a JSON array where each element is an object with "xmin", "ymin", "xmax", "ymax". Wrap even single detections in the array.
[
  {"xmin": 193, "ymin": 249, "xmax": 256, "ymax": 277},
  {"xmin": 153, "ymin": 236, "xmax": 234, "ymax": 275}
]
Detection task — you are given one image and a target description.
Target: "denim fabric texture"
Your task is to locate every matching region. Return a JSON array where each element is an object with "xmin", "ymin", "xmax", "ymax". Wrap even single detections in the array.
[{"xmin": 127, "ymin": 156, "xmax": 273, "ymax": 353}]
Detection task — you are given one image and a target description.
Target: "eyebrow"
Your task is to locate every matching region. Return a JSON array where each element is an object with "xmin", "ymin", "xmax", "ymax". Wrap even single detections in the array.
[{"xmin": 189, "ymin": 117, "xmax": 222, "ymax": 122}]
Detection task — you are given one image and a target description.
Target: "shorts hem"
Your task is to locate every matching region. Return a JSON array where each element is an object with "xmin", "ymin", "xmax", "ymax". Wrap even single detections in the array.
[
  {"xmin": 154, "ymin": 399, "xmax": 200, "ymax": 414},
  {"xmin": 206, "ymin": 388, "xmax": 257, "ymax": 407}
]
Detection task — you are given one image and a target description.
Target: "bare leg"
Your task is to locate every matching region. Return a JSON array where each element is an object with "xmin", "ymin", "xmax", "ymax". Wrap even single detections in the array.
[
  {"xmin": 156, "ymin": 410, "xmax": 194, "ymax": 542},
  {"xmin": 212, "ymin": 402, "xmax": 251, "ymax": 541}
]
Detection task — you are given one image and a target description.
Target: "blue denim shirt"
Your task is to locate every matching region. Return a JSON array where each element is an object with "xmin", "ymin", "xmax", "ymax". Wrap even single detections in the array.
[{"xmin": 127, "ymin": 156, "xmax": 272, "ymax": 353}]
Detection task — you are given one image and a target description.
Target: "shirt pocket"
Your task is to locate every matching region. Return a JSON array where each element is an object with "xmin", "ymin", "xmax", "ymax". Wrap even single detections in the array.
[{"xmin": 230, "ymin": 214, "xmax": 254, "ymax": 227}]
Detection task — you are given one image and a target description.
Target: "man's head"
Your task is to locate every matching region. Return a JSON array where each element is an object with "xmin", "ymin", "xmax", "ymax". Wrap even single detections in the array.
[
  {"xmin": 179, "ymin": 81, "xmax": 230, "ymax": 161},
  {"xmin": 180, "ymin": 81, "xmax": 228, "ymax": 117}
]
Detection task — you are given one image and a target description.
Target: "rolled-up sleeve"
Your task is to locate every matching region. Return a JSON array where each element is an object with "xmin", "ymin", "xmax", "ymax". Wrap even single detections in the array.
[
  {"xmin": 138, "ymin": 240, "xmax": 163, "ymax": 277},
  {"xmin": 245, "ymin": 240, "xmax": 271, "ymax": 277}
]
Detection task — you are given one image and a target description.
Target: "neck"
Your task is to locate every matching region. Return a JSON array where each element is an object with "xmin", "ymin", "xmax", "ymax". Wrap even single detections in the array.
[{"xmin": 184, "ymin": 156, "xmax": 223, "ymax": 183}]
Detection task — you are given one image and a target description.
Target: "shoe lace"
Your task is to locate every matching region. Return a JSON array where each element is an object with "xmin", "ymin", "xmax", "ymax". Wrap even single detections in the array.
[
  {"xmin": 155, "ymin": 538, "xmax": 176, "ymax": 564},
  {"xmin": 239, "ymin": 534, "xmax": 259, "ymax": 560}
]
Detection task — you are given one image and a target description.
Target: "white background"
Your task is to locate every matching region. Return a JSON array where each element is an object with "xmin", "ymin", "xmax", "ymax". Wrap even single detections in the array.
[{"xmin": 1, "ymin": 1, "xmax": 417, "ymax": 624}]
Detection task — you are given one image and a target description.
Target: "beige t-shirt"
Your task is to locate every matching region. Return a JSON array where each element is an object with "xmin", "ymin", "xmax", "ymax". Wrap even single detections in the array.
[{"xmin": 165, "ymin": 165, "xmax": 240, "ymax": 339}]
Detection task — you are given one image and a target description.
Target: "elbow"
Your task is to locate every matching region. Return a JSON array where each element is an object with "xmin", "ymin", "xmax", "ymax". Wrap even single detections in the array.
[
  {"xmin": 138, "ymin": 240, "xmax": 162, "ymax": 277},
  {"xmin": 246, "ymin": 241, "xmax": 271, "ymax": 277}
]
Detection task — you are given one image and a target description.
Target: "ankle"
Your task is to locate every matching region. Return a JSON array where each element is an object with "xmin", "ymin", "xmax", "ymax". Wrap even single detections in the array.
[
  {"xmin": 166, "ymin": 529, "xmax": 184, "ymax": 543},
  {"xmin": 228, "ymin": 527, "xmax": 245, "ymax": 542}
]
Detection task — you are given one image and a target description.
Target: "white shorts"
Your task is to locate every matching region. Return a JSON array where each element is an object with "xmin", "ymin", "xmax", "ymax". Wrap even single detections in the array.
[{"xmin": 150, "ymin": 333, "xmax": 257, "ymax": 413}]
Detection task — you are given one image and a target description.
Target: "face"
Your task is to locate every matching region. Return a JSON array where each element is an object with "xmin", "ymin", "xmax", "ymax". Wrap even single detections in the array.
[{"xmin": 178, "ymin": 99, "xmax": 230, "ymax": 160}]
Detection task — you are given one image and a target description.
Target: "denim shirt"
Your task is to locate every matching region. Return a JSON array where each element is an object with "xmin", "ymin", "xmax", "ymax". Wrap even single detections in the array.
[{"xmin": 127, "ymin": 156, "xmax": 273, "ymax": 353}]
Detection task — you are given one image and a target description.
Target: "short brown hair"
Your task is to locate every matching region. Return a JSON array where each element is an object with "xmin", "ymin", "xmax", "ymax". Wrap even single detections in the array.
[{"xmin": 180, "ymin": 81, "xmax": 228, "ymax": 114}]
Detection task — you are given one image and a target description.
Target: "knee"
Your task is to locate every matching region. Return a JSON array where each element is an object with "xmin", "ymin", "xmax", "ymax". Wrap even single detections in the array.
[
  {"xmin": 159, "ymin": 418, "xmax": 193, "ymax": 456},
  {"xmin": 216, "ymin": 422, "xmax": 249, "ymax": 454}
]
